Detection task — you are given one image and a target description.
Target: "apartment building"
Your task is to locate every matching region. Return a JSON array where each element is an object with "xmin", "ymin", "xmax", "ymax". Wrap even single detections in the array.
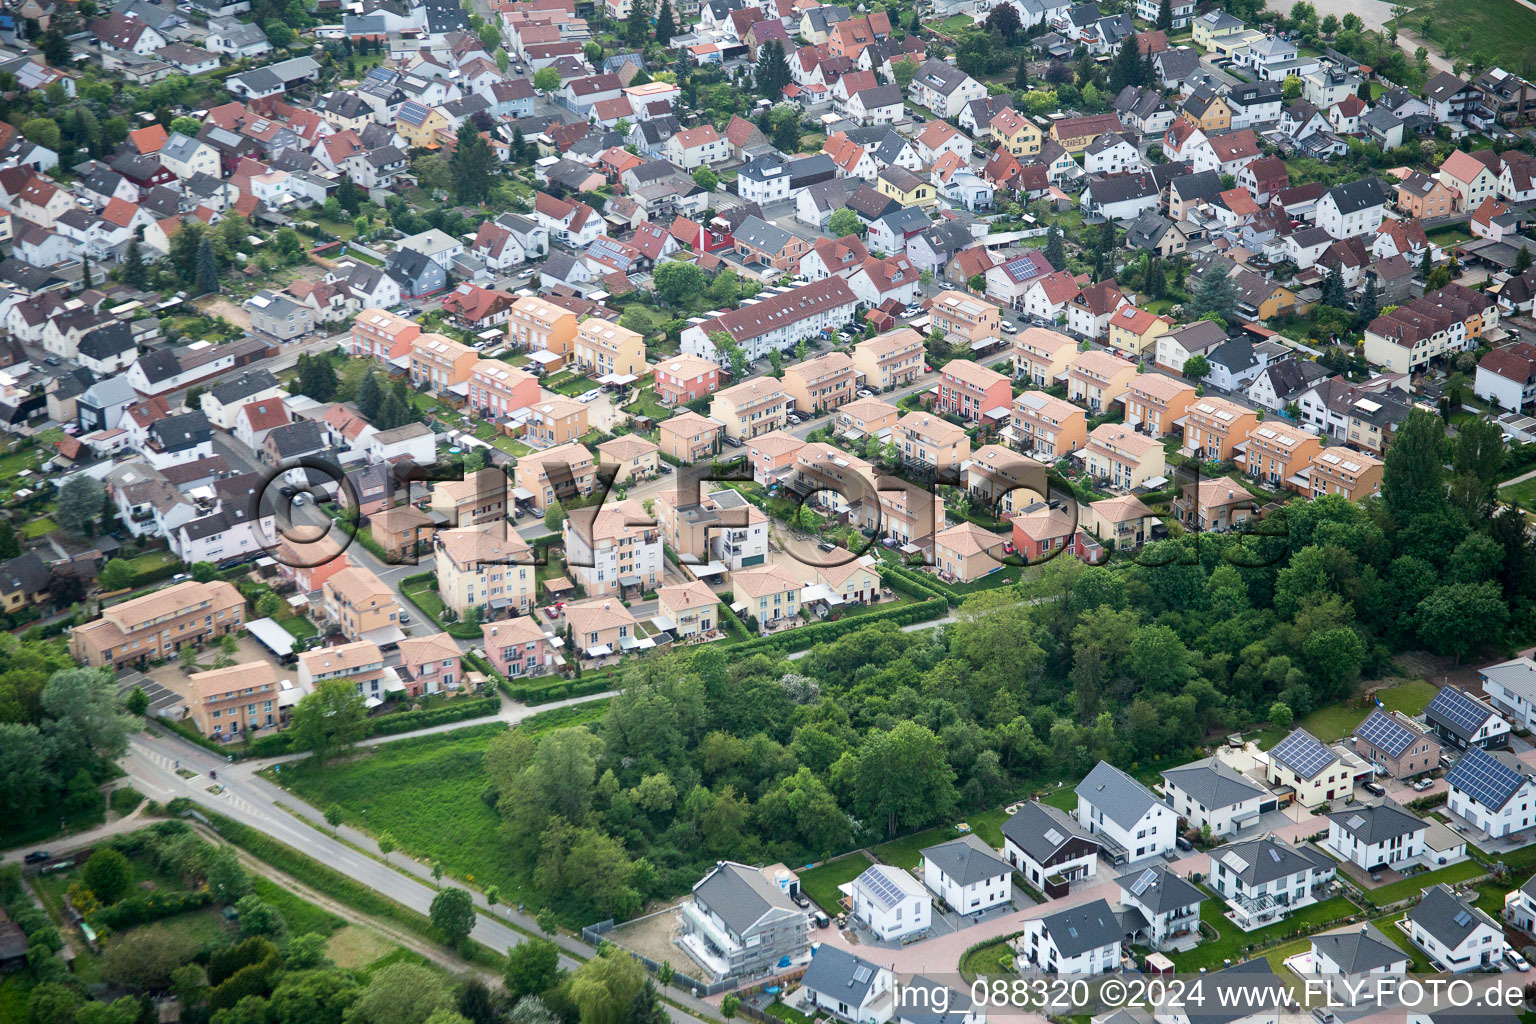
[
  {"xmin": 514, "ymin": 442, "xmax": 596, "ymax": 508},
  {"xmin": 659, "ymin": 410, "xmax": 723, "ymax": 462},
  {"xmin": 469, "ymin": 359, "xmax": 539, "ymax": 420},
  {"xmin": 655, "ymin": 485, "xmax": 769, "ymax": 571},
  {"xmin": 429, "ymin": 467, "xmax": 509, "ymax": 526},
  {"xmin": 835, "ymin": 396, "xmax": 899, "ymax": 439},
  {"xmin": 434, "ymin": 525, "xmax": 535, "ymax": 617},
  {"xmin": 731, "ymin": 564, "xmax": 803, "ymax": 629},
  {"xmin": 1307, "ymin": 446, "xmax": 1383, "ymax": 500},
  {"xmin": 895, "ymin": 411, "xmax": 970, "ymax": 473},
  {"xmin": 1364, "ymin": 284, "xmax": 1497, "ymax": 374},
  {"xmin": 563, "ymin": 499, "xmax": 663, "ymax": 597},
  {"xmin": 1084, "ymin": 423, "xmax": 1167, "ymax": 490},
  {"xmin": 929, "ymin": 290, "xmax": 1001, "ymax": 343},
  {"xmin": 934, "ymin": 520, "xmax": 1007, "ymax": 582},
  {"xmin": 187, "ymin": 661, "xmax": 282, "ymax": 740},
  {"xmin": 297, "ymin": 640, "xmax": 390, "ymax": 704},
  {"xmin": 711, "ymin": 378, "xmax": 790, "ymax": 441},
  {"xmin": 654, "ymin": 353, "xmax": 722, "ymax": 406},
  {"xmin": 1182, "ymin": 396, "xmax": 1259, "ymax": 461},
  {"xmin": 572, "ymin": 318, "xmax": 647, "ymax": 378},
  {"xmin": 936, "ymin": 359, "xmax": 1011, "ymax": 422},
  {"xmin": 967, "ymin": 443, "xmax": 1044, "ymax": 516},
  {"xmin": 1122, "ymin": 373, "xmax": 1196, "ymax": 438},
  {"xmin": 409, "ymin": 332, "xmax": 479, "ymax": 392},
  {"xmin": 1010, "ymin": 391, "xmax": 1087, "ymax": 457},
  {"xmin": 70, "ymin": 580, "xmax": 245, "ymax": 669},
  {"xmin": 1241, "ymin": 420, "xmax": 1322, "ymax": 490},
  {"xmin": 396, "ymin": 632, "xmax": 461, "ymax": 697},
  {"xmin": 681, "ymin": 278, "xmax": 859, "ymax": 363},
  {"xmin": 1011, "ymin": 327, "xmax": 1078, "ymax": 386},
  {"xmin": 778, "ymin": 351, "xmax": 853, "ymax": 414},
  {"xmin": 852, "ymin": 328, "xmax": 924, "ymax": 390},
  {"xmin": 349, "ymin": 307, "xmax": 421, "ymax": 363},
  {"xmin": 319, "ymin": 566, "xmax": 402, "ymax": 644},
  {"xmin": 596, "ymin": 435, "xmax": 660, "ymax": 483},
  {"xmin": 1065, "ymin": 348, "xmax": 1138, "ymax": 413},
  {"xmin": 506, "ymin": 295, "xmax": 579, "ymax": 356},
  {"xmin": 1174, "ymin": 478, "xmax": 1256, "ymax": 534}
]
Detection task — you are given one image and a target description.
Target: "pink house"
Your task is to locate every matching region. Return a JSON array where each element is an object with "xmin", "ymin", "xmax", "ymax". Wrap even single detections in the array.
[
  {"xmin": 394, "ymin": 633, "xmax": 462, "ymax": 697},
  {"xmin": 275, "ymin": 534, "xmax": 351, "ymax": 595},
  {"xmin": 654, "ymin": 354, "xmax": 723, "ymax": 406},
  {"xmin": 936, "ymin": 359, "xmax": 1012, "ymax": 423},
  {"xmin": 482, "ymin": 617, "xmax": 560, "ymax": 678}
]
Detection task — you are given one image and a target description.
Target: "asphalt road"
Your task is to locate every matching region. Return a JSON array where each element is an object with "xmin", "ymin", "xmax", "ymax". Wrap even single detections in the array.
[{"xmin": 114, "ymin": 726, "xmax": 719, "ymax": 1022}]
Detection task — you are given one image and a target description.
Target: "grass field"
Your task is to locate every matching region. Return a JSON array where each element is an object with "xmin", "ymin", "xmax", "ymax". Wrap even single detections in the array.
[
  {"xmin": 1500, "ymin": 475, "xmax": 1536, "ymax": 510},
  {"xmin": 20, "ymin": 517, "xmax": 57, "ymax": 538},
  {"xmin": 272, "ymin": 723, "xmax": 525, "ymax": 900},
  {"xmin": 1408, "ymin": 0, "xmax": 1536, "ymax": 88},
  {"xmin": 959, "ymin": 935, "xmax": 1017, "ymax": 977},
  {"xmin": 1358, "ymin": 858, "xmax": 1485, "ymax": 906},
  {"xmin": 796, "ymin": 854, "xmax": 870, "ymax": 914},
  {"xmin": 250, "ymin": 875, "xmax": 346, "ymax": 937},
  {"xmin": 1257, "ymin": 680, "xmax": 1438, "ymax": 748},
  {"xmin": 281, "ymin": 616, "xmax": 319, "ymax": 639},
  {"xmin": 327, "ymin": 925, "xmax": 399, "ymax": 968}
]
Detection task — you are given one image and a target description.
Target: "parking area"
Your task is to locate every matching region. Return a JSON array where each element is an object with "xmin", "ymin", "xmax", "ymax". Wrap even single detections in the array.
[{"xmin": 135, "ymin": 633, "xmax": 289, "ymax": 711}]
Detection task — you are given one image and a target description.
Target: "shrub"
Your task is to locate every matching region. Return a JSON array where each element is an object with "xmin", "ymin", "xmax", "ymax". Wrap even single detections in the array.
[{"xmin": 88, "ymin": 889, "xmax": 212, "ymax": 931}]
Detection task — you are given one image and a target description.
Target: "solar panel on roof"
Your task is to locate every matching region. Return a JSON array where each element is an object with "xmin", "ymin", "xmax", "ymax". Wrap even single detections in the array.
[
  {"xmin": 1130, "ymin": 868, "xmax": 1157, "ymax": 895},
  {"xmin": 1044, "ymin": 827, "xmax": 1064, "ymax": 845},
  {"xmin": 853, "ymin": 966, "xmax": 872, "ymax": 983},
  {"xmin": 1356, "ymin": 709, "xmax": 1414, "ymax": 756},
  {"xmin": 1271, "ymin": 729, "xmax": 1337, "ymax": 780},
  {"xmin": 1453, "ymin": 909, "xmax": 1472, "ymax": 927},
  {"xmin": 1428, "ymin": 687, "xmax": 1491, "ymax": 737},
  {"xmin": 1447, "ymin": 746, "xmax": 1526, "ymax": 809}
]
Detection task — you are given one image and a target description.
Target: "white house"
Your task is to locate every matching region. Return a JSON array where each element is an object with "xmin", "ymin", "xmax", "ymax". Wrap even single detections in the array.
[
  {"xmin": 1208, "ymin": 837, "xmax": 1330, "ymax": 930},
  {"xmin": 848, "ymin": 864, "xmax": 930, "ymax": 943},
  {"xmin": 1445, "ymin": 745, "xmax": 1536, "ymax": 839},
  {"xmin": 1503, "ymin": 874, "xmax": 1536, "ymax": 935},
  {"xmin": 1307, "ymin": 929, "xmax": 1410, "ymax": 982},
  {"xmin": 1324, "ymin": 803, "xmax": 1428, "ymax": 871},
  {"xmin": 1160, "ymin": 757, "xmax": 1269, "ymax": 838},
  {"xmin": 1315, "ymin": 179, "xmax": 1388, "ymax": 239},
  {"xmin": 920, "ymin": 834, "xmax": 1011, "ymax": 916},
  {"xmin": 1000, "ymin": 801, "xmax": 1102, "ymax": 891},
  {"xmin": 1474, "ymin": 345, "xmax": 1536, "ymax": 412},
  {"xmin": 1408, "ymin": 883, "xmax": 1503, "ymax": 972},
  {"xmin": 907, "ymin": 60, "xmax": 986, "ymax": 119},
  {"xmin": 1134, "ymin": 0, "xmax": 1194, "ymax": 27},
  {"xmin": 1115, "ymin": 865, "xmax": 1205, "ymax": 952},
  {"xmin": 1479, "ymin": 656, "xmax": 1536, "ymax": 732},
  {"xmin": 798, "ymin": 945, "xmax": 894, "ymax": 1024},
  {"xmin": 1012, "ymin": 899, "xmax": 1122, "ymax": 976},
  {"xmin": 1075, "ymin": 760, "xmax": 1177, "ymax": 864}
]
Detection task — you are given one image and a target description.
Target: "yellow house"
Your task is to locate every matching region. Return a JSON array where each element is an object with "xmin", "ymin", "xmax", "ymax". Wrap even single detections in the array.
[
  {"xmin": 1265, "ymin": 728, "xmax": 1354, "ymax": 807},
  {"xmin": 1209, "ymin": 28, "xmax": 1265, "ymax": 57},
  {"xmin": 990, "ymin": 108, "xmax": 1042, "ymax": 157},
  {"xmin": 877, "ymin": 166, "xmax": 936, "ymax": 209},
  {"xmin": 572, "ymin": 319, "xmax": 646, "ymax": 378},
  {"xmin": 1250, "ymin": 281, "xmax": 1298, "ymax": 321},
  {"xmin": 1105, "ymin": 306, "xmax": 1175, "ymax": 360},
  {"xmin": 1182, "ymin": 88, "xmax": 1233, "ymax": 133},
  {"xmin": 396, "ymin": 105, "xmax": 451, "ymax": 148}
]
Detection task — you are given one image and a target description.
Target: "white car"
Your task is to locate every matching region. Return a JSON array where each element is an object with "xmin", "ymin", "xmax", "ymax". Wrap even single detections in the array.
[
  {"xmin": 1506, "ymin": 946, "xmax": 1530, "ymax": 972},
  {"xmin": 517, "ymin": 268, "xmax": 537, "ymax": 279},
  {"xmin": 578, "ymin": 389, "xmax": 603, "ymax": 403},
  {"xmin": 999, "ymin": 320, "xmax": 1019, "ymax": 334}
]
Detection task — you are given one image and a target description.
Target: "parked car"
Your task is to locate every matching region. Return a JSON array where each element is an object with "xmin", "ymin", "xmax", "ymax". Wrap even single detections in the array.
[
  {"xmin": 43, "ymin": 355, "xmax": 61, "ymax": 366},
  {"xmin": 292, "ymin": 493, "xmax": 308, "ymax": 506},
  {"xmin": 398, "ymin": 610, "xmax": 409, "ymax": 624},
  {"xmin": 817, "ymin": 540, "xmax": 836, "ymax": 552},
  {"xmin": 1175, "ymin": 836, "xmax": 1193, "ymax": 852},
  {"xmin": 23, "ymin": 851, "xmax": 49, "ymax": 864},
  {"xmin": 790, "ymin": 891, "xmax": 810, "ymax": 909},
  {"xmin": 722, "ymin": 436, "xmax": 744, "ymax": 448},
  {"xmin": 813, "ymin": 911, "xmax": 830, "ymax": 928},
  {"xmin": 856, "ymin": 388, "xmax": 875, "ymax": 398},
  {"xmin": 1000, "ymin": 320, "xmax": 1018, "ymax": 334},
  {"xmin": 1363, "ymin": 781, "xmax": 1386, "ymax": 797},
  {"xmin": 578, "ymin": 389, "xmax": 602, "ymax": 403},
  {"xmin": 1412, "ymin": 777, "xmax": 1434, "ymax": 792},
  {"xmin": 786, "ymin": 413, "xmax": 802, "ymax": 424},
  {"xmin": 517, "ymin": 268, "xmax": 537, "ymax": 279},
  {"xmin": 1506, "ymin": 946, "xmax": 1530, "ymax": 972}
]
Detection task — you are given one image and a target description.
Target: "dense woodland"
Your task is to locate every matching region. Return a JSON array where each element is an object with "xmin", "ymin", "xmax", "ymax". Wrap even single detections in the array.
[{"xmin": 485, "ymin": 409, "xmax": 1536, "ymax": 923}]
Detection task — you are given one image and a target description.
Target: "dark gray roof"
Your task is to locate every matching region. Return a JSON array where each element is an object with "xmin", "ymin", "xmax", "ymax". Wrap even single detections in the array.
[
  {"xmin": 920, "ymin": 833, "xmax": 1010, "ymax": 886},
  {"xmin": 1311, "ymin": 928, "xmax": 1406, "ymax": 974},
  {"xmin": 1170, "ymin": 170, "xmax": 1225, "ymax": 204},
  {"xmin": 1212, "ymin": 837, "xmax": 1317, "ymax": 886},
  {"xmin": 692, "ymin": 861, "xmax": 800, "ymax": 936},
  {"xmin": 266, "ymin": 419, "xmax": 326, "ymax": 457},
  {"xmin": 1327, "ymin": 803, "xmax": 1427, "ymax": 845},
  {"xmin": 1162, "ymin": 757, "xmax": 1266, "ymax": 810},
  {"xmin": 209, "ymin": 368, "xmax": 279, "ymax": 405},
  {"xmin": 1208, "ymin": 338, "xmax": 1259, "ymax": 374},
  {"xmin": 77, "ymin": 322, "xmax": 136, "ymax": 360},
  {"xmin": 0, "ymin": 552, "xmax": 48, "ymax": 596},
  {"xmin": 1115, "ymin": 865, "xmax": 1204, "ymax": 915},
  {"xmin": 1075, "ymin": 760, "xmax": 1158, "ymax": 830},
  {"xmin": 1035, "ymin": 897, "xmax": 1122, "ymax": 957},
  {"xmin": 800, "ymin": 944, "xmax": 882, "ymax": 1007},
  {"xmin": 148, "ymin": 410, "xmax": 210, "ymax": 448},
  {"xmin": 1001, "ymin": 801, "xmax": 1100, "ymax": 864},
  {"xmin": 1325, "ymin": 178, "xmax": 1388, "ymax": 215},
  {"xmin": 1188, "ymin": 961, "xmax": 1288, "ymax": 1024},
  {"xmin": 1408, "ymin": 883, "xmax": 1498, "ymax": 947}
]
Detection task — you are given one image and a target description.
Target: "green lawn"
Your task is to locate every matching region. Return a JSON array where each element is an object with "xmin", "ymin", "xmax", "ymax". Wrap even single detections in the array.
[
  {"xmin": 874, "ymin": 824, "xmax": 958, "ymax": 870},
  {"xmin": 268, "ymin": 724, "xmax": 528, "ymax": 901},
  {"xmin": 547, "ymin": 373, "xmax": 597, "ymax": 397},
  {"xmin": 1257, "ymin": 680, "xmax": 1438, "ymax": 748},
  {"xmin": 959, "ymin": 935, "xmax": 1017, "ymax": 978},
  {"xmin": 766, "ymin": 1000, "xmax": 816, "ymax": 1024},
  {"xmin": 937, "ymin": 13, "xmax": 972, "ymax": 31},
  {"xmin": 1168, "ymin": 889, "xmax": 1358, "ymax": 971},
  {"xmin": 1427, "ymin": 224, "xmax": 1474, "ymax": 247},
  {"xmin": 1039, "ymin": 787, "xmax": 1077, "ymax": 812},
  {"xmin": 1500, "ymin": 475, "xmax": 1536, "ymax": 511},
  {"xmin": 1358, "ymin": 858, "xmax": 1486, "ymax": 907},
  {"xmin": 400, "ymin": 577, "xmax": 450, "ymax": 625},
  {"xmin": 20, "ymin": 517, "xmax": 57, "ymax": 538},
  {"xmin": 1374, "ymin": 913, "xmax": 1435, "ymax": 973},
  {"xmin": 281, "ymin": 616, "xmax": 319, "ymax": 640},
  {"xmin": 796, "ymin": 854, "xmax": 871, "ymax": 914}
]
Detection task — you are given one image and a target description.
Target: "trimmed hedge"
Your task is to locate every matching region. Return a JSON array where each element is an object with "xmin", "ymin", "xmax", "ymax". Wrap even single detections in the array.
[
  {"xmin": 246, "ymin": 696, "xmax": 502, "ymax": 756},
  {"xmin": 508, "ymin": 675, "xmax": 616, "ymax": 705},
  {"xmin": 88, "ymin": 888, "xmax": 212, "ymax": 931},
  {"xmin": 728, "ymin": 597, "xmax": 950, "ymax": 657},
  {"xmin": 879, "ymin": 564, "xmax": 953, "ymax": 603}
]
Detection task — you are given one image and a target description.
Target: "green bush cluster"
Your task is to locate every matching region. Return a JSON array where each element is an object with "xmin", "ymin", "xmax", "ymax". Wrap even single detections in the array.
[
  {"xmin": 729, "ymin": 597, "xmax": 950, "ymax": 657},
  {"xmin": 87, "ymin": 888, "xmax": 212, "ymax": 930},
  {"xmin": 247, "ymin": 696, "xmax": 501, "ymax": 756}
]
